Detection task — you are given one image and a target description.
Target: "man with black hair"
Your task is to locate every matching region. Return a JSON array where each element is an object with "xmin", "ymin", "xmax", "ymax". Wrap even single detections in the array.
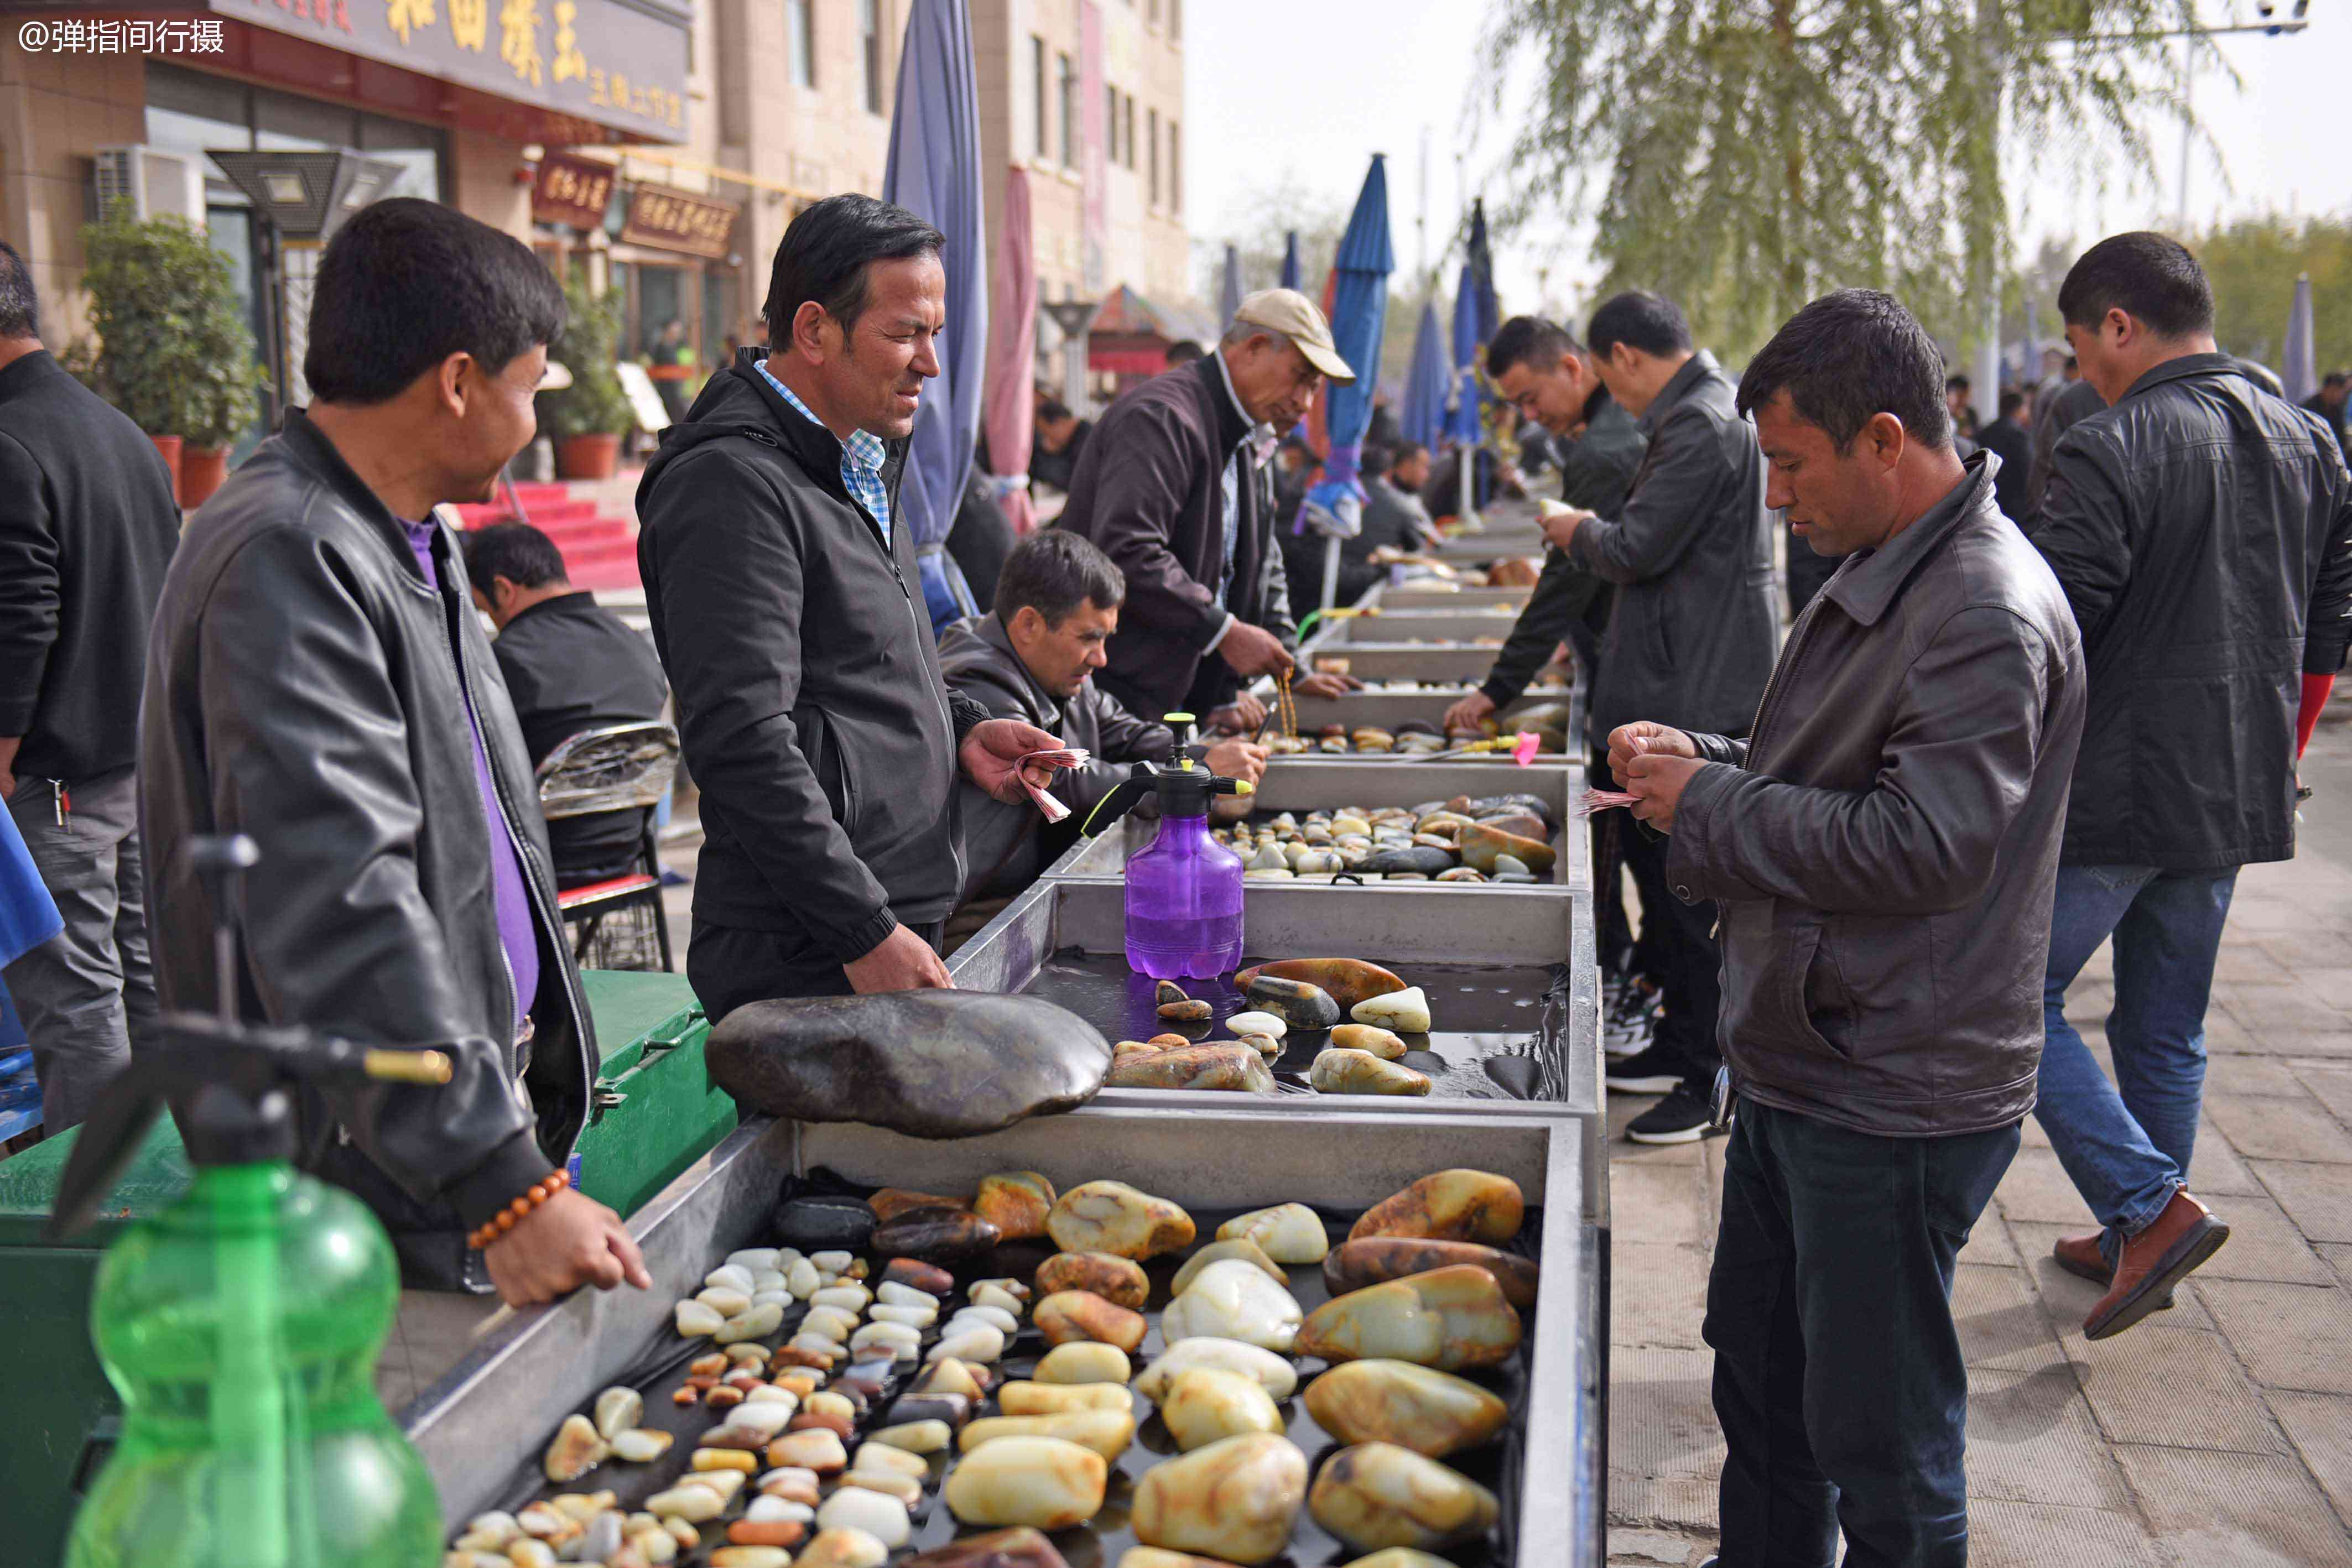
[
  {"xmin": 1029, "ymin": 398, "xmax": 1091, "ymax": 493},
  {"xmin": 0, "ymin": 239, "xmax": 178, "ymax": 1134},
  {"xmin": 2304, "ymin": 369, "xmax": 2351, "ymax": 466},
  {"xmin": 2028, "ymin": 356, "xmax": 2105, "ymax": 519},
  {"xmin": 2026, "ymin": 231, "xmax": 2352, "ymax": 1339},
  {"xmin": 1164, "ymin": 339, "xmax": 1205, "ymax": 369},
  {"xmin": 143, "ymin": 199, "xmax": 649, "ymax": 1307},
  {"xmin": 1282, "ymin": 442, "xmax": 1436, "ymax": 610},
  {"xmin": 1615, "ymin": 288, "xmax": 2083, "ymax": 1567},
  {"xmin": 1944, "ymin": 372, "xmax": 1980, "ymax": 447},
  {"xmin": 461, "ymin": 522, "xmax": 670, "ymax": 888},
  {"xmin": 1448, "ymin": 315, "xmax": 1653, "ymax": 1043},
  {"xmin": 1977, "ymin": 386, "xmax": 2034, "ymax": 522},
  {"xmin": 1541, "ymin": 289, "xmax": 1780, "ymax": 1143},
  {"xmin": 637, "ymin": 193, "xmax": 1061, "ymax": 1016},
  {"xmin": 941, "ymin": 530, "xmax": 1266, "ymax": 918}
]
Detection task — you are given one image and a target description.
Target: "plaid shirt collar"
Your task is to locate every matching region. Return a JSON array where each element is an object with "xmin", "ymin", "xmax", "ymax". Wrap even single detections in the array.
[{"xmin": 754, "ymin": 355, "xmax": 892, "ymax": 545}]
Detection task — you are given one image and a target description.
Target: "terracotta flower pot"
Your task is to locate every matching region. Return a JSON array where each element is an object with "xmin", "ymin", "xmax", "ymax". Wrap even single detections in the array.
[
  {"xmin": 149, "ymin": 434, "xmax": 184, "ymax": 506},
  {"xmin": 554, "ymin": 432, "xmax": 622, "ymax": 481},
  {"xmin": 180, "ymin": 446, "xmax": 231, "ymax": 508}
]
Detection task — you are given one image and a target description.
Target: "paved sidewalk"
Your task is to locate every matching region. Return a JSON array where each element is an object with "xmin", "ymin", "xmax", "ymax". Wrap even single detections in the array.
[{"xmin": 1609, "ymin": 702, "xmax": 2352, "ymax": 1567}]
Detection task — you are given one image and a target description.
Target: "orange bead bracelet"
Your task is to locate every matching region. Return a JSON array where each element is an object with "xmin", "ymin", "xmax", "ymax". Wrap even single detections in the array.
[{"xmin": 467, "ymin": 1166, "xmax": 569, "ymax": 1251}]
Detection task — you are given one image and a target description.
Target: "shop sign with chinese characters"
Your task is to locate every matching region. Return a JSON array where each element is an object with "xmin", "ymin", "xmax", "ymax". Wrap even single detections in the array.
[
  {"xmin": 533, "ymin": 153, "xmax": 616, "ymax": 229},
  {"xmin": 206, "ymin": 0, "xmax": 690, "ymax": 140},
  {"xmin": 619, "ymin": 182, "xmax": 737, "ymax": 260}
]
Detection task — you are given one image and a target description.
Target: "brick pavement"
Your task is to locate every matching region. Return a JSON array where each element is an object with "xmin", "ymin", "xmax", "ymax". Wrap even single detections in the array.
[{"xmin": 1607, "ymin": 703, "xmax": 2352, "ymax": 1566}]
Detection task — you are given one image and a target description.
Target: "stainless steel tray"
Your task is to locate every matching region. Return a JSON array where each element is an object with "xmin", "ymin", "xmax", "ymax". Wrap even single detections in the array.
[
  {"xmin": 1314, "ymin": 644, "xmax": 1552, "ymax": 684},
  {"xmin": 1367, "ymin": 584, "xmax": 1531, "ymax": 612},
  {"xmin": 946, "ymin": 880, "xmax": 1606, "ymax": 1196},
  {"xmin": 399, "ymin": 1106, "xmax": 1605, "ymax": 1567},
  {"xmin": 1317, "ymin": 610, "xmax": 1527, "ymax": 645},
  {"xmin": 1271, "ymin": 689, "xmax": 1585, "ymax": 764},
  {"xmin": 1045, "ymin": 758, "xmax": 1587, "ymax": 887}
]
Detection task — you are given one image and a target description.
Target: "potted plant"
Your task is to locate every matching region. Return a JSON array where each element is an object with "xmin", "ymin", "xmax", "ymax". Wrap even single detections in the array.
[
  {"xmin": 178, "ymin": 300, "xmax": 266, "ymax": 508},
  {"xmin": 538, "ymin": 281, "xmax": 632, "ymax": 480},
  {"xmin": 77, "ymin": 201, "xmax": 261, "ymax": 504}
]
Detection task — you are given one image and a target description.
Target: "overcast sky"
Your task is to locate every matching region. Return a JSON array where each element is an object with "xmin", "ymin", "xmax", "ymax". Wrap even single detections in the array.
[{"xmin": 1183, "ymin": 0, "xmax": 2352, "ymax": 316}]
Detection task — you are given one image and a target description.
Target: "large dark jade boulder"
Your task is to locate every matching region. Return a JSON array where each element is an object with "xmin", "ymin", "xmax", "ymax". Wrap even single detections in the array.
[{"xmin": 706, "ymin": 990, "xmax": 1112, "ymax": 1137}]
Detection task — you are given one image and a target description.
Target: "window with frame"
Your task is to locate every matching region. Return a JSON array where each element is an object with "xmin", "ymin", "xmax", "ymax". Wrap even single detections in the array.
[
  {"xmin": 1147, "ymin": 106, "xmax": 1159, "ymax": 205},
  {"xmin": 861, "ymin": 0, "xmax": 884, "ymax": 114},
  {"xmin": 1170, "ymin": 0, "xmax": 1181, "ymax": 40},
  {"xmin": 1031, "ymin": 35, "xmax": 1049, "ymax": 159},
  {"xmin": 1124, "ymin": 93, "xmax": 1136, "ymax": 170},
  {"xmin": 1170, "ymin": 118, "xmax": 1181, "ymax": 209},
  {"xmin": 786, "ymin": 0, "xmax": 815, "ymax": 88},
  {"xmin": 1105, "ymin": 85, "xmax": 1119, "ymax": 165},
  {"xmin": 1058, "ymin": 52, "xmax": 1075, "ymax": 166}
]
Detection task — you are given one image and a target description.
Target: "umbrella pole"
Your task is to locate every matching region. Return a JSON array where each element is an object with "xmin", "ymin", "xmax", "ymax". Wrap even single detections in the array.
[
  {"xmin": 1458, "ymin": 434, "xmax": 1475, "ymax": 524},
  {"xmin": 1320, "ymin": 534, "xmax": 1342, "ymax": 613}
]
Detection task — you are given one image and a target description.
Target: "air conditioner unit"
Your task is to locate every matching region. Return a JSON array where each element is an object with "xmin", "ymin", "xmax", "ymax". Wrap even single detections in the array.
[{"xmin": 89, "ymin": 145, "xmax": 205, "ymax": 225}]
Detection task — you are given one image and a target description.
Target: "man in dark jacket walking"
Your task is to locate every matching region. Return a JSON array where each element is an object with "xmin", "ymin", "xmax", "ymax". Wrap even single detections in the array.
[
  {"xmin": 1975, "ymin": 386, "xmax": 2034, "ymax": 522},
  {"xmin": 637, "ymin": 195, "xmax": 1058, "ymax": 1017},
  {"xmin": 1541, "ymin": 291, "xmax": 1781, "ymax": 1143},
  {"xmin": 2028, "ymin": 232, "xmax": 2352, "ymax": 1338},
  {"xmin": 143, "ymin": 199, "xmax": 647, "ymax": 1306},
  {"xmin": 1618, "ymin": 289, "xmax": 2085, "ymax": 1567},
  {"xmin": 942, "ymin": 531, "xmax": 1267, "ymax": 923},
  {"xmin": 0, "ymin": 241, "xmax": 178, "ymax": 1134},
  {"xmin": 1058, "ymin": 288, "xmax": 1355, "ymax": 719}
]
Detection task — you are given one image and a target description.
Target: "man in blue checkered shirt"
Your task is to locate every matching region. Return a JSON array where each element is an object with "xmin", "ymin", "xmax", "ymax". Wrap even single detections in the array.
[{"xmin": 637, "ymin": 195, "xmax": 1061, "ymax": 1012}]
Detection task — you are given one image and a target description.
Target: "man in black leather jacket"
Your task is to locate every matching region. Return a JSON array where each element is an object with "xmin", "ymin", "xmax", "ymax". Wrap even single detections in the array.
[
  {"xmin": 941, "ymin": 530, "xmax": 1267, "ymax": 921},
  {"xmin": 1542, "ymin": 291, "xmax": 1781, "ymax": 1143},
  {"xmin": 2027, "ymin": 232, "xmax": 2352, "ymax": 1340},
  {"xmin": 1616, "ymin": 290, "xmax": 2085, "ymax": 1568},
  {"xmin": 142, "ymin": 200, "xmax": 649, "ymax": 1306},
  {"xmin": 637, "ymin": 196, "xmax": 1058, "ymax": 1015}
]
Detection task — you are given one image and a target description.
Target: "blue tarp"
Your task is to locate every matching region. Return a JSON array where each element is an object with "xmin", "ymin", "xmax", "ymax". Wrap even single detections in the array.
[{"xmin": 882, "ymin": 0, "xmax": 987, "ymax": 634}]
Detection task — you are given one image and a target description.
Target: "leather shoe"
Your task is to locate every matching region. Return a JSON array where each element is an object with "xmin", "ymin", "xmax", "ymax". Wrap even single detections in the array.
[
  {"xmin": 2056, "ymin": 1229, "xmax": 2174, "ymax": 1311},
  {"xmin": 2084, "ymin": 1190, "xmax": 2228, "ymax": 1341}
]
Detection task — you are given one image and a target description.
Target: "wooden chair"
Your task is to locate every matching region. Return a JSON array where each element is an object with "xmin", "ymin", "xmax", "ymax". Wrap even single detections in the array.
[{"xmin": 538, "ymin": 721, "xmax": 681, "ymax": 972}]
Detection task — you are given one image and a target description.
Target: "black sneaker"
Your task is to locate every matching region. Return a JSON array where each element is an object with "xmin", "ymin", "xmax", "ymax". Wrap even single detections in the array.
[
  {"xmin": 1606, "ymin": 1042, "xmax": 1684, "ymax": 1095},
  {"xmin": 1627, "ymin": 1080, "xmax": 1725, "ymax": 1145},
  {"xmin": 1605, "ymin": 980, "xmax": 1662, "ymax": 1058}
]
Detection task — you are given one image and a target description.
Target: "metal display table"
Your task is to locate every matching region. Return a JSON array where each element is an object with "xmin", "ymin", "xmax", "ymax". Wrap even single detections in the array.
[
  {"xmin": 1314, "ymin": 608, "xmax": 1527, "ymax": 645},
  {"xmin": 1045, "ymin": 758, "xmax": 1588, "ymax": 889},
  {"xmin": 399, "ymin": 1104, "xmax": 1607, "ymax": 1567}
]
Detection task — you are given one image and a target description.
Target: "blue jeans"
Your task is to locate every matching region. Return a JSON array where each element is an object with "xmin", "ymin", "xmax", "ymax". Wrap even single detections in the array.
[
  {"xmin": 2034, "ymin": 864, "xmax": 2238, "ymax": 1258},
  {"xmin": 1707, "ymin": 1099, "xmax": 2020, "ymax": 1568}
]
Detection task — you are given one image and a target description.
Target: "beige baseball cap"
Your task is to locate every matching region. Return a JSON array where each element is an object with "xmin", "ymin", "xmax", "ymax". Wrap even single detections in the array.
[{"xmin": 1231, "ymin": 288, "xmax": 1356, "ymax": 384}]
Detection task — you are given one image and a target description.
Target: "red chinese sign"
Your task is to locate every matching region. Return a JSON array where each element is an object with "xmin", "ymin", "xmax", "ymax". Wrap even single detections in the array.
[
  {"xmin": 533, "ymin": 153, "xmax": 615, "ymax": 230},
  {"xmin": 620, "ymin": 182, "xmax": 738, "ymax": 261}
]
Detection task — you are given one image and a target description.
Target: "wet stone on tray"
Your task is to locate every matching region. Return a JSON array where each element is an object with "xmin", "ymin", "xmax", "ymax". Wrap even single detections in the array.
[
  {"xmin": 1323, "ymin": 1237, "xmax": 1541, "ymax": 1311},
  {"xmin": 943, "ymin": 1434, "xmax": 1109, "ymax": 1530},
  {"xmin": 1348, "ymin": 1169, "xmax": 1524, "ymax": 1244},
  {"xmin": 1130, "ymin": 1432, "xmax": 1309, "ymax": 1566},
  {"xmin": 1307, "ymin": 1441, "xmax": 1501, "ymax": 1553},
  {"xmin": 871, "ymin": 1205, "xmax": 1003, "ymax": 1263},
  {"xmin": 770, "ymin": 1194, "xmax": 877, "ymax": 1250},
  {"xmin": 1242, "ymin": 975, "xmax": 1342, "ymax": 1029},
  {"xmin": 973, "ymin": 1171, "xmax": 1057, "ymax": 1242},
  {"xmin": 705, "ymin": 990, "xmax": 1111, "ymax": 1138},
  {"xmin": 1035, "ymin": 1250, "xmax": 1149, "ymax": 1309},
  {"xmin": 882, "ymin": 1258, "xmax": 956, "ymax": 1295},
  {"xmin": 1302, "ymin": 1359, "xmax": 1511, "ymax": 1458}
]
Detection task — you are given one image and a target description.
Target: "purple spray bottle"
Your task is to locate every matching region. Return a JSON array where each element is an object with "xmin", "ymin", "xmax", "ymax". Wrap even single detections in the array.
[{"xmin": 1079, "ymin": 713, "xmax": 1254, "ymax": 980}]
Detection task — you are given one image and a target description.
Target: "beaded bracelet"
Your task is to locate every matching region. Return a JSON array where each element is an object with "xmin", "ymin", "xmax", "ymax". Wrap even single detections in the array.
[{"xmin": 467, "ymin": 1166, "xmax": 570, "ymax": 1252}]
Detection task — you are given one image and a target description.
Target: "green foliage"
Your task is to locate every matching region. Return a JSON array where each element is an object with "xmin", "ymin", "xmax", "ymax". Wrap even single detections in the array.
[
  {"xmin": 2197, "ymin": 215, "xmax": 2352, "ymax": 374},
  {"xmin": 77, "ymin": 201, "xmax": 262, "ymax": 441},
  {"xmin": 536, "ymin": 280, "xmax": 632, "ymax": 439},
  {"xmin": 1477, "ymin": 0, "xmax": 2204, "ymax": 361}
]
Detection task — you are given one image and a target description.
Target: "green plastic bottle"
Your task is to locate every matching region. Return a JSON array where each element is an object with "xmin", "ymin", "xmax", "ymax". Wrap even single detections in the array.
[
  {"xmin": 49, "ymin": 835, "xmax": 450, "ymax": 1568},
  {"xmin": 66, "ymin": 1158, "xmax": 440, "ymax": 1568}
]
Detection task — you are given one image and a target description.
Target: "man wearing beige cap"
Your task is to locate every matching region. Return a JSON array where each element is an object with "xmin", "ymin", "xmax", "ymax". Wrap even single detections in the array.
[{"xmin": 1058, "ymin": 288, "xmax": 1358, "ymax": 720}]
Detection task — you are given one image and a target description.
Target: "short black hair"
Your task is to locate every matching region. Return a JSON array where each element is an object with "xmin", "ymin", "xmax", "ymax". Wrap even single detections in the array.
[
  {"xmin": 2057, "ymin": 231, "xmax": 2214, "ymax": 340},
  {"xmin": 1361, "ymin": 443, "xmax": 1394, "ymax": 480},
  {"xmin": 2065, "ymin": 355, "xmax": 2078, "ymax": 372},
  {"xmin": 1165, "ymin": 338, "xmax": 1204, "ymax": 367},
  {"xmin": 764, "ymin": 194, "xmax": 944, "ymax": 349},
  {"xmin": 1736, "ymin": 288, "xmax": 1954, "ymax": 453},
  {"xmin": 1393, "ymin": 440, "xmax": 1428, "ymax": 467},
  {"xmin": 2324, "ymin": 371, "xmax": 2350, "ymax": 390},
  {"xmin": 306, "ymin": 199, "xmax": 563, "ymax": 405},
  {"xmin": 1999, "ymin": 389, "xmax": 2027, "ymax": 418},
  {"xmin": 1586, "ymin": 290, "xmax": 1693, "ymax": 360},
  {"xmin": 1487, "ymin": 316, "xmax": 1581, "ymax": 378},
  {"xmin": 460, "ymin": 520, "xmax": 569, "ymax": 591},
  {"xmin": 996, "ymin": 529, "xmax": 1125, "ymax": 627},
  {"xmin": 1039, "ymin": 399, "xmax": 1073, "ymax": 424},
  {"xmin": 1946, "ymin": 374, "xmax": 1971, "ymax": 394},
  {"xmin": 0, "ymin": 241, "xmax": 38, "ymax": 340}
]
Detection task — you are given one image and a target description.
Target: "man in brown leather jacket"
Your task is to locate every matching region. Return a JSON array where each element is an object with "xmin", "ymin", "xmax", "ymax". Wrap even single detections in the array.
[{"xmin": 1616, "ymin": 290, "xmax": 2086, "ymax": 1568}]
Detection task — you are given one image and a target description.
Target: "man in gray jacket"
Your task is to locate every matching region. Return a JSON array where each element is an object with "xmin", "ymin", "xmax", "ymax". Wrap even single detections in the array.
[
  {"xmin": 1616, "ymin": 289, "xmax": 2085, "ymax": 1567},
  {"xmin": 1543, "ymin": 291, "xmax": 1780, "ymax": 1143},
  {"xmin": 941, "ymin": 530, "xmax": 1266, "ymax": 930}
]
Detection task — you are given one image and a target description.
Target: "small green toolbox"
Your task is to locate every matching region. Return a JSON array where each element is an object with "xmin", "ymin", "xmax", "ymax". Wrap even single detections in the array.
[{"xmin": 0, "ymin": 968, "xmax": 729, "ymax": 1567}]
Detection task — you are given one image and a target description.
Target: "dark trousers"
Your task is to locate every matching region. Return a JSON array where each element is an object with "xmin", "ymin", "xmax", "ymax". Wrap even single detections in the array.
[
  {"xmin": 1707, "ymin": 1098, "xmax": 2020, "ymax": 1568},
  {"xmin": 1591, "ymin": 749, "xmax": 1719, "ymax": 1082},
  {"xmin": 689, "ymin": 918, "xmax": 948, "ymax": 1023}
]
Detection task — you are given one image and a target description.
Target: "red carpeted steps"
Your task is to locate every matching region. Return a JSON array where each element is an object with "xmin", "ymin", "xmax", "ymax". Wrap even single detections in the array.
[{"xmin": 450, "ymin": 478, "xmax": 642, "ymax": 593}]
